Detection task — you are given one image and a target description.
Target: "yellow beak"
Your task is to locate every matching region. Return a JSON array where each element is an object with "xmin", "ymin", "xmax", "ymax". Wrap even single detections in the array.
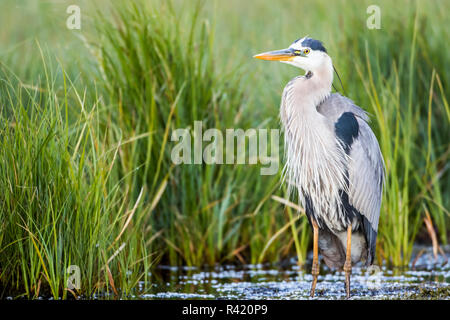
[{"xmin": 253, "ymin": 48, "xmax": 295, "ymax": 61}]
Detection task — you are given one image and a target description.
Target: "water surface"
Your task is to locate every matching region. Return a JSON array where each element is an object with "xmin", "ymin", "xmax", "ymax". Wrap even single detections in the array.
[{"xmin": 141, "ymin": 246, "xmax": 450, "ymax": 300}]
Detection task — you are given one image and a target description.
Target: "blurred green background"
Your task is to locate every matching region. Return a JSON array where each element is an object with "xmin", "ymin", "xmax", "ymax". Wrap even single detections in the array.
[{"xmin": 0, "ymin": 0, "xmax": 448, "ymax": 298}]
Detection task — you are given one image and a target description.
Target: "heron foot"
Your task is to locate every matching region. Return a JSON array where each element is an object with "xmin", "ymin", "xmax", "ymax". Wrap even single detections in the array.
[
  {"xmin": 344, "ymin": 225, "xmax": 352, "ymax": 299},
  {"xmin": 310, "ymin": 219, "xmax": 320, "ymax": 298},
  {"xmin": 344, "ymin": 261, "xmax": 352, "ymax": 299},
  {"xmin": 310, "ymin": 261, "xmax": 320, "ymax": 297}
]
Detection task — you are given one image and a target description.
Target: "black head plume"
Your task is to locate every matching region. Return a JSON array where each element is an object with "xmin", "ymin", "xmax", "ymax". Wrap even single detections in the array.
[{"xmin": 293, "ymin": 37, "xmax": 327, "ymax": 53}]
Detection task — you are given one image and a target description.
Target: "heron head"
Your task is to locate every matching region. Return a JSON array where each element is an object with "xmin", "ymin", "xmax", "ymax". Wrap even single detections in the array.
[{"xmin": 253, "ymin": 37, "xmax": 330, "ymax": 72}]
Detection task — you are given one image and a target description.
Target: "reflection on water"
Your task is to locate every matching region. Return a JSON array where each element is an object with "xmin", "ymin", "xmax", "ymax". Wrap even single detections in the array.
[{"xmin": 140, "ymin": 246, "xmax": 450, "ymax": 300}]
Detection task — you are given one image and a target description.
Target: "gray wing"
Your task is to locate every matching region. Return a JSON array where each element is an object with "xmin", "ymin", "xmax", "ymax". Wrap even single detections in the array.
[
  {"xmin": 317, "ymin": 93, "xmax": 369, "ymax": 122},
  {"xmin": 318, "ymin": 94, "xmax": 385, "ymax": 265},
  {"xmin": 348, "ymin": 118, "xmax": 385, "ymax": 265}
]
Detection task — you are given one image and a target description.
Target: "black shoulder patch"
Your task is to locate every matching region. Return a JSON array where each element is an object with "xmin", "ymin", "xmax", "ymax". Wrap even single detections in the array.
[
  {"xmin": 301, "ymin": 38, "xmax": 327, "ymax": 53},
  {"xmin": 335, "ymin": 112, "xmax": 359, "ymax": 154}
]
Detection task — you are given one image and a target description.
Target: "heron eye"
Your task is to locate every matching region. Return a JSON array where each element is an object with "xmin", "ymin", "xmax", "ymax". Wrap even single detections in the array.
[{"xmin": 303, "ymin": 49, "xmax": 310, "ymax": 55}]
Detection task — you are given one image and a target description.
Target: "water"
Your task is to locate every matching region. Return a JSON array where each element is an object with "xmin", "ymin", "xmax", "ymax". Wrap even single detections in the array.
[{"xmin": 141, "ymin": 246, "xmax": 450, "ymax": 300}]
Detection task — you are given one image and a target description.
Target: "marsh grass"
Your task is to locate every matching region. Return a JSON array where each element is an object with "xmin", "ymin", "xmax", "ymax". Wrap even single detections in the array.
[
  {"xmin": 350, "ymin": 7, "xmax": 449, "ymax": 265},
  {"xmin": 0, "ymin": 57, "xmax": 157, "ymax": 298},
  {"xmin": 0, "ymin": 0, "xmax": 448, "ymax": 298},
  {"xmin": 92, "ymin": 0, "xmax": 302, "ymax": 267}
]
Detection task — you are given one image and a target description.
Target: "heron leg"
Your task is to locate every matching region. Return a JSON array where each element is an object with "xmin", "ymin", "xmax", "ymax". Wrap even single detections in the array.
[
  {"xmin": 310, "ymin": 219, "xmax": 319, "ymax": 298},
  {"xmin": 344, "ymin": 225, "xmax": 352, "ymax": 298}
]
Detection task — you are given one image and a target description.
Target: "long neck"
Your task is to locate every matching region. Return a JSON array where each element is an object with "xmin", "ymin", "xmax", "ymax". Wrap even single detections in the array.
[
  {"xmin": 300, "ymin": 57, "xmax": 334, "ymax": 110},
  {"xmin": 281, "ymin": 57, "xmax": 334, "ymax": 130}
]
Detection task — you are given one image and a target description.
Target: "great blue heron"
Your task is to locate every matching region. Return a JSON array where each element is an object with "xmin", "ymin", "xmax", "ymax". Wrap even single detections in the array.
[{"xmin": 254, "ymin": 37, "xmax": 385, "ymax": 298}]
